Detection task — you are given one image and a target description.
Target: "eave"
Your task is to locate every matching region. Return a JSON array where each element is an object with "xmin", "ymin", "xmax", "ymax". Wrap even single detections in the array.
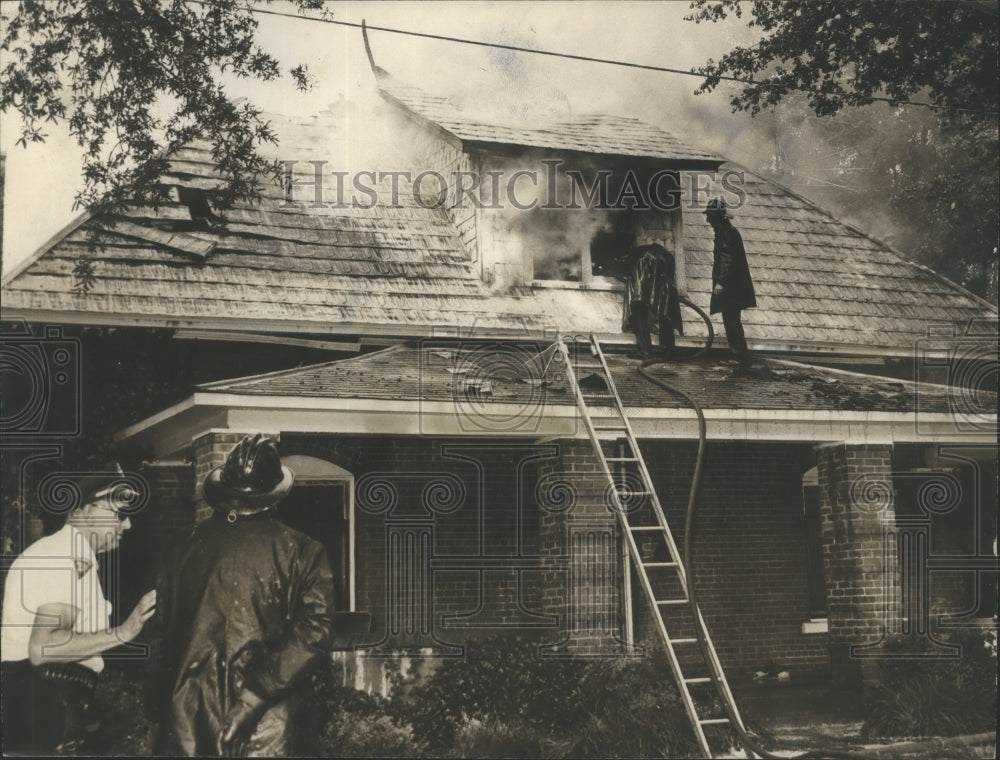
[
  {"xmin": 0, "ymin": 307, "xmax": 971, "ymax": 360},
  {"xmin": 462, "ymin": 140, "xmax": 725, "ymax": 171},
  {"xmin": 116, "ymin": 391, "xmax": 997, "ymax": 459}
]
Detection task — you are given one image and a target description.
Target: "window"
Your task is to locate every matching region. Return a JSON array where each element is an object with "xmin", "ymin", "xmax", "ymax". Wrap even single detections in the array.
[
  {"xmin": 529, "ymin": 210, "xmax": 635, "ymax": 287},
  {"xmin": 801, "ymin": 466, "xmax": 827, "ymax": 620},
  {"xmin": 589, "ymin": 217, "xmax": 636, "ymax": 282}
]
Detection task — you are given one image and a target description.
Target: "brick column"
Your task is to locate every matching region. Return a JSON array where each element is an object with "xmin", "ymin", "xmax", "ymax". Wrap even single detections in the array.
[
  {"xmin": 537, "ymin": 439, "xmax": 625, "ymax": 656},
  {"xmin": 192, "ymin": 431, "xmax": 247, "ymax": 522},
  {"xmin": 816, "ymin": 443, "xmax": 901, "ymax": 686},
  {"xmin": 144, "ymin": 462, "xmax": 195, "ymax": 534}
]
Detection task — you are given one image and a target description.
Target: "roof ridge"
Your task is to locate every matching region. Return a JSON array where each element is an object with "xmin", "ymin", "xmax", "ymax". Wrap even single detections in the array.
[{"xmin": 730, "ymin": 161, "xmax": 998, "ymax": 314}]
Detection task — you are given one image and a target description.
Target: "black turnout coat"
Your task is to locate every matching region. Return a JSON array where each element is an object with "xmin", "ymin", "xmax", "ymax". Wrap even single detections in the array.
[
  {"xmin": 148, "ymin": 513, "xmax": 334, "ymax": 757},
  {"xmin": 710, "ymin": 220, "xmax": 757, "ymax": 314},
  {"xmin": 622, "ymin": 244, "xmax": 684, "ymax": 333}
]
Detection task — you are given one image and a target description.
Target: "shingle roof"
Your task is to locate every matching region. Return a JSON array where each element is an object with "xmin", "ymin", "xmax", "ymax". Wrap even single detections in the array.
[
  {"xmin": 379, "ymin": 82, "xmax": 724, "ymax": 166},
  {"xmin": 683, "ymin": 169, "xmax": 996, "ymax": 349},
  {"xmin": 0, "ymin": 127, "xmax": 555, "ymax": 334},
  {"xmin": 2, "ymin": 93, "xmax": 994, "ymax": 352},
  {"xmin": 198, "ymin": 343, "xmax": 982, "ymax": 415}
]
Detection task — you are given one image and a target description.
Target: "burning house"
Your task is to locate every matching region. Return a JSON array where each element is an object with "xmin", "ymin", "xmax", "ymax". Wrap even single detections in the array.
[{"xmin": 1, "ymin": 50, "xmax": 997, "ymax": 720}]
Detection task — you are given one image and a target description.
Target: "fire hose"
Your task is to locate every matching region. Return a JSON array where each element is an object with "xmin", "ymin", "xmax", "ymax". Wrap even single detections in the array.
[{"xmin": 637, "ymin": 298, "xmax": 874, "ymax": 760}]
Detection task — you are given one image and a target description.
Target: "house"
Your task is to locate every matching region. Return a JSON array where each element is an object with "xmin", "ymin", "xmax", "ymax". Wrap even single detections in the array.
[{"xmin": 1, "ymin": 54, "xmax": 997, "ymax": 702}]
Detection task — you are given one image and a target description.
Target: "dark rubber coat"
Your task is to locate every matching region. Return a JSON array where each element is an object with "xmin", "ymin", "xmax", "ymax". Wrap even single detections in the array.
[{"xmin": 149, "ymin": 514, "xmax": 334, "ymax": 757}]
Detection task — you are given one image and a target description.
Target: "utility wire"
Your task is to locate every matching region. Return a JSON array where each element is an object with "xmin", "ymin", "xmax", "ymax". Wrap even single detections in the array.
[{"xmin": 230, "ymin": 2, "xmax": 998, "ymax": 116}]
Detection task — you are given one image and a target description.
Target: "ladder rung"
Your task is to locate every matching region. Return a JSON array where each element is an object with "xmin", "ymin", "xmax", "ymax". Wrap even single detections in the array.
[{"xmin": 563, "ymin": 337, "xmax": 742, "ymax": 759}]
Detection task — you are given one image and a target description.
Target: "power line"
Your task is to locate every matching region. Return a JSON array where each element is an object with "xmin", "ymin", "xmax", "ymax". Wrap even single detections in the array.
[{"xmin": 230, "ymin": 3, "xmax": 998, "ymax": 116}]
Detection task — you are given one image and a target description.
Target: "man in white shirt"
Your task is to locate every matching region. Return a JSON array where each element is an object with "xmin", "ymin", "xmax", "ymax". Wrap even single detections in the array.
[{"xmin": 1, "ymin": 464, "xmax": 156, "ymax": 755}]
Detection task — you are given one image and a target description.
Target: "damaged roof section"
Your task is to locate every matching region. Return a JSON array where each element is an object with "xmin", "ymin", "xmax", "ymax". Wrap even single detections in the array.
[
  {"xmin": 110, "ymin": 219, "xmax": 216, "ymax": 260},
  {"xmin": 2, "ymin": 83, "xmax": 995, "ymax": 350},
  {"xmin": 1, "ymin": 123, "xmax": 558, "ymax": 334},
  {"xmin": 199, "ymin": 342, "xmax": 571, "ymax": 406},
  {"xmin": 197, "ymin": 344, "xmax": 989, "ymax": 416}
]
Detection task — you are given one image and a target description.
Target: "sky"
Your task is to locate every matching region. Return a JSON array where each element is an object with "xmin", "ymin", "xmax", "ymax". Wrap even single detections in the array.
[{"xmin": 0, "ymin": 0, "xmax": 768, "ymax": 277}]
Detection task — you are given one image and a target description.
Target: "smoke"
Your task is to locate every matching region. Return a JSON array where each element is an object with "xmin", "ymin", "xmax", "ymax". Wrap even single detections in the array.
[
  {"xmin": 523, "ymin": 206, "xmax": 611, "ymax": 281},
  {"xmin": 5, "ymin": 1, "xmax": 961, "ymax": 288}
]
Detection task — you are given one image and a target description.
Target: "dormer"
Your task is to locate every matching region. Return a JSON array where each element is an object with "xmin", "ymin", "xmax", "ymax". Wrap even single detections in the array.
[{"xmin": 372, "ymin": 71, "xmax": 723, "ymax": 295}]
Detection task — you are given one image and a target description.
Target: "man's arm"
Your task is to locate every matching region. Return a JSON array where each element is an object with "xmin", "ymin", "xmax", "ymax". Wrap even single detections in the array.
[
  {"xmin": 28, "ymin": 591, "xmax": 156, "ymax": 665},
  {"xmin": 219, "ymin": 543, "xmax": 334, "ymax": 755},
  {"xmin": 239, "ymin": 543, "xmax": 334, "ymax": 701}
]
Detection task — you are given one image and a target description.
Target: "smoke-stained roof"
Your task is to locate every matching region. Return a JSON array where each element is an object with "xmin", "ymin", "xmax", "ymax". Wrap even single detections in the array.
[
  {"xmin": 379, "ymin": 81, "xmax": 724, "ymax": 166},
  {"xmin": 1, "ymin": 91, "xmax": 995, "ymax": 353}
]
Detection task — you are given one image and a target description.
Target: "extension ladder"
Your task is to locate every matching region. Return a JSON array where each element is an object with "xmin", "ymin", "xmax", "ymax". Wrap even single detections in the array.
[{"xmin": 556, "ymin": 334, "xmax": 754, "ymax": 759}]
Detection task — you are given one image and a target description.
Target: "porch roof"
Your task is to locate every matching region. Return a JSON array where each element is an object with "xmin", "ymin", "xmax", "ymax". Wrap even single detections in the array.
[
  {"xmin": 117, "ymin": 345, "xmax": 995, "ymax": 456},
  {"xmin": 196, "ymin": 343, "xmax": 979, "ymax": 415}
]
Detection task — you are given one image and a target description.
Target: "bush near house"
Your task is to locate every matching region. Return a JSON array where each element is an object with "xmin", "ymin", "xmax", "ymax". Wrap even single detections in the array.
[
  {"xmin": 385, "ymin": 635, "xmax": 743, "ymax": 759},
  {"xmin": 862, "ymin": 627, "xmax": 998, "ymax": 740},
  {"xmin": 85, "ymin": 636, "xmax": 761, "ymax": 758},
  {"xmin": 307, "ymin": 657, "xmax": 422, "ymax": 757}
]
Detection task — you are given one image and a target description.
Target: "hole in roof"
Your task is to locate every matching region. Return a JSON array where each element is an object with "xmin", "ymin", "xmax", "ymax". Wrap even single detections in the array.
[{"xmin": 175, "ymin": 186, "xmax": 222, "ymax": 228}]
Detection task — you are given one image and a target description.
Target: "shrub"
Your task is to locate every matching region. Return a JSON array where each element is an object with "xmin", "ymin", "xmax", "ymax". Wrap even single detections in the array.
[
  {"xmin": 85, "ymin": 661, "xmax": 155, "ymax": 756},
  {"xmin": 563, "ymin": 652, "xmax": 703, "ymax": 759},
  {"xmin": 308, "ymin": 657, "xmax": 425, "ymax": 758},
  {"xmin": 862, "ymin": 628, "xmax": 998, "ymax": 740},
  {"xmin": 322, "ymin": 711, "xmax": 423, "ymax": 758},
  {"xmin": 392, "ymin": 635, "xmax": 725, "ymax": 758},
  {"xmin": 392, "ymin": 636, "xmax": 587, "ymax": 751},
  {"xmin": 447, "ymin": 717, "xmax": 550, "ymax": 759}
]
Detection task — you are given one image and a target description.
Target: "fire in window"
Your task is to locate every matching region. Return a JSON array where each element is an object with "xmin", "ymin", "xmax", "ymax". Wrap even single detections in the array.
[
  {"xmin": 529, "ymin": 211, "xmax": 635, "ymax": 284},
  {"xmin": 589, "ymin": 214, "xmax": 636, "ymax": 281}
]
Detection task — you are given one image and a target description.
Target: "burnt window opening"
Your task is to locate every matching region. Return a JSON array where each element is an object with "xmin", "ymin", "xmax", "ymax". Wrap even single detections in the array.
[
  {"xmin": 529, "ymin": 211, "xmax": 636, "ymax": 284},
  {"xmin": 590, "ymin": 216, "xmax": 636, "ymax": 281},
  {"xmin": 525, "ymin": 205, "xmax": 589, "ymax": 282}
]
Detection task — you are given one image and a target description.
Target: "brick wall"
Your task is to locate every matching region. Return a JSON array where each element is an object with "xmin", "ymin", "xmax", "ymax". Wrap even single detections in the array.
[
  {"xmin": 277, "ymin": 434, "xmax": 826, "ymax": 679},
  {"xmin": 116, "ymin": 462, "xmax": 195, "ymax": 611},
  {"xmin": 280, "ymin": 435, "xmax": 559, "ymax": 655},
  {"xmin": 639, "ymin": 440, "xmax": 829, "ymax": 680},
  {"xmin": 816, "ymin": 443, "xmax": 901, "ymax": 686},
  {"xmin": 144, "ymin": 463, "xmax": 196, "ymax": 531},
  {"xmin": 536, "ymin": 439, "xmax": 625, "ymax": 657}
]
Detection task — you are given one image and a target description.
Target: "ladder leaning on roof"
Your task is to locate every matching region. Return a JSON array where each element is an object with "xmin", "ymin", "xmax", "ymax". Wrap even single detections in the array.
[{"xmin": 555, "ymin": 334, "xmax": 755, "ymax": 760}]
